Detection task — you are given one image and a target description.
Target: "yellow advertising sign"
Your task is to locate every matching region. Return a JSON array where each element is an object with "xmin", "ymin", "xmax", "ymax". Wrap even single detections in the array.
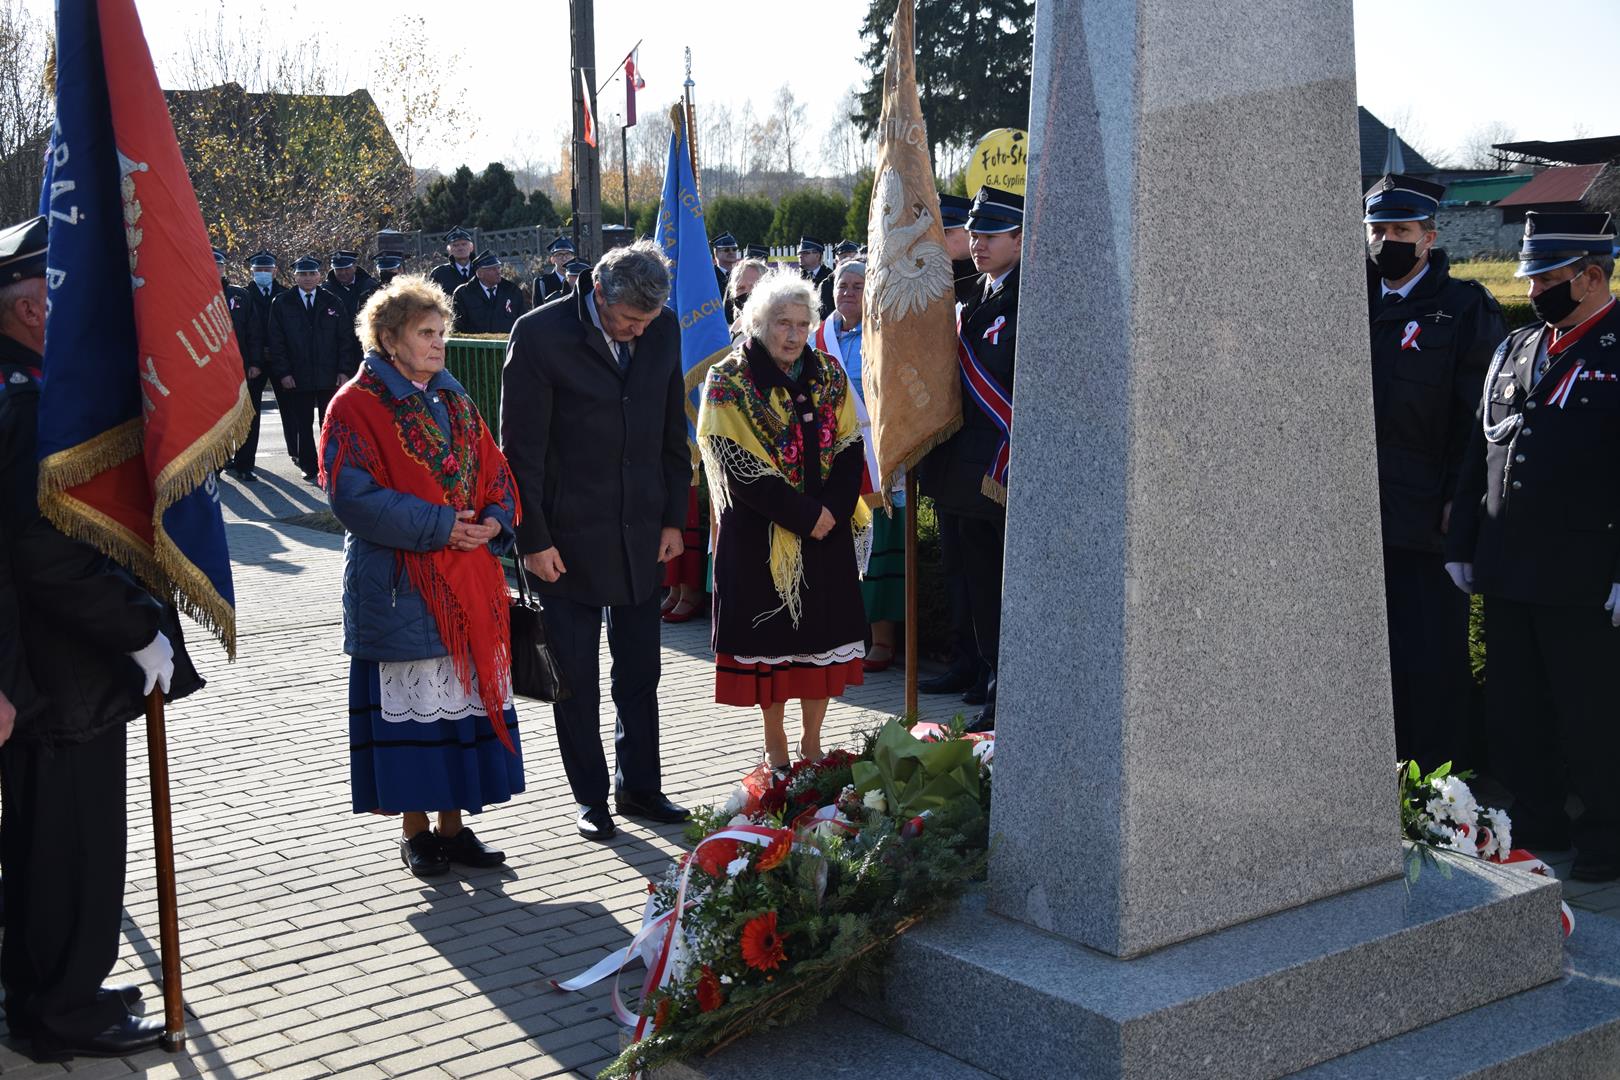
[{"xmin": 966, "ymin": 128, "xmax": 1028, "ymax": 196}]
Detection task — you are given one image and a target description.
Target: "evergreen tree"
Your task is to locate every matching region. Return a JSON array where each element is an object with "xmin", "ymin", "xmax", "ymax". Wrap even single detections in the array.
[
  {"xmin": 845, "ymin": 167, "xmax": 875, "ymax": 245},
  {"xmin": 768, "ymin": 190, "xmax": 850, "ymax": 248},
  {"xmin": 412, "ymin": 165, "xmax": 476, "ymax": 232},
  {"xmin": 853, "ymin": 0, "xmax": 1034, "ymax": 167},
  {"xmin": 707, "ymin": 196, "xmax": 777, "ymax": 251}
]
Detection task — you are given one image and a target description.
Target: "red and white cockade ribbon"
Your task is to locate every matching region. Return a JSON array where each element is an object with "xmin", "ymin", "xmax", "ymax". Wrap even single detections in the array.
[
  {"xmin": 1401, "ymin": 320, "xmax": 1422, "ymax": 351},
  {"xmin": 552, "ymin": 824, "xmax": 794, "ymax": 1044},
  {"xmin": 1489, "ymin": 848, "xmax": 1575, "ymax": 938},
  {"xmin": 1547, "ymin": 363, "xmax": 1584, "ymax": 409}
]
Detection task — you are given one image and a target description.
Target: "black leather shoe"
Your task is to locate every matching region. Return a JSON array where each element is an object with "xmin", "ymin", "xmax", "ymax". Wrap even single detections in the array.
[
  {"xmin": 919, "ymin": 669, "xmax": 975, "ymax": 695},
  {"xmin": 4, "ymin": 985, "xmax": 139, "ymax": 1042},
  {"xmin": 105, "ymin": 984, "xmax": 142, "ymax": 1008},
  {"xmin": 964, "ymin": 708, "xmax": 995, "ymax": 734},
  {"xmin": 1571, "ymin": 855, "xmax": 1620, "ymax": 883},
  {"xmin": 615, "ymin": 790, "xmax": 690, "ymax": 823},
  {"xmin": 400, "ymin": 831, "xmax": 450, "ymax": 878},
  {"xmin": 28, "ymin": 1013, "xmax": 164, "ymax": 1061},
  {"xmin": 578, "ymin": 804, "xmax": 617, "ymax": 842},
  {"xmin": 237, "ymin": 468, "xmax": 258, "ymax": 483},
  {"xmin": 437, "ymin": 827, "xmax": 505, "ymax": 868}
]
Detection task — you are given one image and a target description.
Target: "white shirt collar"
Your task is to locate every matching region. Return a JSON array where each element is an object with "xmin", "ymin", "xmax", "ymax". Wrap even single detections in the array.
[
  {"xmin": 585, "ymin": 288, "xmax": 632, "ymax": 357},
  {"xmin": 1380, "ymin": 261, "xmax": 1429, "ymax": 300}
]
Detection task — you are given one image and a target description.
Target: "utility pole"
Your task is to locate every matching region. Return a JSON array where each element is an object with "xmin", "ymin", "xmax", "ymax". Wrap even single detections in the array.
[
  {"xmin": 569, "ymin": 0, "xmax": 602, "ymax": 261},
  {"xmin": 620, "ymin": 120, "xmax": 632, "ymax": 228}
]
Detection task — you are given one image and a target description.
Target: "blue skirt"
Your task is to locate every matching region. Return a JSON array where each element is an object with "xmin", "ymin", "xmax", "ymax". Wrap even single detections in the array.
[{"xmin": 348, "ymin": 658, "xmax": 525, "ymax": 814}]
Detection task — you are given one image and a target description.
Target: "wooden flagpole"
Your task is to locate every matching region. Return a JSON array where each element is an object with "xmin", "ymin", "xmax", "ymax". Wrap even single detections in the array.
[{"xmin": 145, "ymin": 689, "xmax": 186, "ymax": 1051}]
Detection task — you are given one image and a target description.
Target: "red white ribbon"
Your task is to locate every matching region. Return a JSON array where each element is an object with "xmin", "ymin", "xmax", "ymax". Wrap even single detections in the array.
[
  {"xmin": 1401, "ymin": 320, "xmax": 1422, "ymax": 351},
  {"xmin": 553, "ymin": 823, "xmax": 793, "ymax": 1046},
  {"xmin": 983, "ymin": 315, "xmax": 1006, "ymax": 346},
  {"xmin": 1548, "ymin": 363, "xmax": 1584, "ymax": 409}
]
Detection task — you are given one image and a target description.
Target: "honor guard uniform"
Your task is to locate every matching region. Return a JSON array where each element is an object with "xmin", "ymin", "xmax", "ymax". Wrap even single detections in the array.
[
  {"xmin": 0, "ymin": 216, "xmax": 204, "ymax": 1060},
  {"xmin": 1446, "ymin": 211, "xmax": 1620, "ymax": 883},
  {"xmin": 744, "ymin": 243, "xmax": 769, "ymax": 261},
  {"xmin": 237, "ymin": 249, "xmax": 294, "ymax": 469},
  {"xmin": 429, "ymin": 226, "xmax": 477, "ymax": 297},
  {"xmin": 326, "ymin": 249, "xmax": 378, "ymax": 357},
  {"xmin": 269, "ymin": 255, "xmax": 360, "ymax": 481},
  {"xmin": 939, "ymin": 193, "xmax": 978, "ymax": 305},
  {"xmin": 216, "ymin": 249, "xmax": 258, "ymax": 481},
  {"xmin": 563, "ymin": 258, "xmax": 591, "ymax": 294},
  {"xmin": 798, "ymin": 236, "xmax": 831, "ymax": 291},
  {"xmin": 375, "ymin": 253, "xmax": 403, "ymax": 286},
  {"xmin": 1362, "ymin": 173, "xmax": 1505, "ymax": 771},
  {"xmin": 533, "ymin": 236, "xmax": 576, "ymax": 305},
  {"xmin": 919, "ymin": 186, "xmax": 1023, "ymax": 733},
  {"xmin": 711, "ymin": 232, "xmax": 741, "ymax": 297},
  {"xmin": 452, "ymin": 251, "xmax": 530, "ymax": 334}
]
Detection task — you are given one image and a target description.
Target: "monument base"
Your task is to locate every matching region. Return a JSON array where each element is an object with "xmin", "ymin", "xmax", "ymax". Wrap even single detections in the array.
[{"xmin": 655, "ymin": 855, "xmax": 1620, "ymax": 1080}]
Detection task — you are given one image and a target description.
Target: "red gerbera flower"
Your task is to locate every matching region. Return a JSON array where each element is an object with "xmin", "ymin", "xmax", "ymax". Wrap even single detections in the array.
[
  {"xmin": 693, "ymin": 837, "xmax": 740, "ymax": 878},
  {"xmin": 696, "ymin": 965, "xmax": 725, "ymax": 1012},
  {"xmin": 653, "ymin": 996, "xmax": 671, "ymax": 1030},
  {"xmin": 740, "ymin": 911, "xmax": 787, "ymax": 971},
  {"xmin": 755, "ymin": 831, "xmax": 793, "ymax": 872}
]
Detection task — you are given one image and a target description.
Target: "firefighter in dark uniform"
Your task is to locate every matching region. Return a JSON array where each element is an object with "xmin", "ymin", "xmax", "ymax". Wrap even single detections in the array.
[
  {"xmin": 0, "ymin": 216, "xmax": 203, "ymax": 1060},
  {"xmin": 268, "ymin": 255, "xmax": 359, "ymax": 481},
  {"xmin": 920, "ymin": 190, "xmax": 990, "ymax": 702},
  {"xmin": 798, "ymin": 236, "xmax": 831, "ymax": 292},
  {"xmin": 452, "ymin": 251, "xmax": 530, "ymax": 334},
  {"xmin": 1446, "ymin": 211, "xmax": 1620, "ymax": 883},
  {"xmin": 375, "ymin": 253, "xmax": 403, "ymax": 287},
  {"xmin": 236, "ymin": 249, "xmax": 293, "ymax": 471},
  {"xmin": 939, "ymin": 193, "xmax": 980, "ymax": 305},
  {"xmin": 819, "ymin": 240, "xmax": 860, "ymax": 320},
  {"xmin": 711, "ymin": 232, "xmax": 740, "ymax": 298},
  {"xmin": 562, "ymin": 258, "xmax": 590, "ymax": 294},
  {"xmin": 216, "ymin": 248, "xmax": 258, "ymax": 481},
  {"xmin": 325, "ymin": 249, "xmax": 378, "ymax": 321},
  {"xmin": 744, "ymin": 243, "xmax": 769, "ymax": 262},
  {"xmin": 919, "ymin": 187, "xmax": 1022, "ymax": 733},
  {"xmin": 428, "ymin": 227, "xmax": 476, "ymax": 297},
  {"xmin": 1362, "ymin": 173, "xmax": 1505, "ymax": 771},
  {"xmin": 533, "ymin": 236, "xmax": 575, "ymax": 305}
]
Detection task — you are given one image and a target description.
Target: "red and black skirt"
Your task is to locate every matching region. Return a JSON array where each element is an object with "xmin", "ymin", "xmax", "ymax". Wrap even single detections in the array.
[{"xmin": 715, "ymin": 642, "xmax": 865, "ymax": 708}]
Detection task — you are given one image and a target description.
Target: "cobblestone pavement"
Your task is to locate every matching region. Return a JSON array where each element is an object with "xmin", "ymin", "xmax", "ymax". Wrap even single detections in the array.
[{"xmin": 1, "ymin": 406, "xmax": 1614, "ymax": 1079}]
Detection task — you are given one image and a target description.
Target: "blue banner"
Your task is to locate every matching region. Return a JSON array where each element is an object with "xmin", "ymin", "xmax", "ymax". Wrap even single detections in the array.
[{"xmin": 656, "ymin": 116, "xmax": 733, "ymax": 450}]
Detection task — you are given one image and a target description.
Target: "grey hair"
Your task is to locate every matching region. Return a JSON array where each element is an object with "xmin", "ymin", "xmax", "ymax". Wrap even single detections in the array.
[
  {"xmin": 739, "ymin": 268, "xmax": 818, "ymax": 340},
  {"xmin": 725, "ymin": 257, "xmax": 769, "ymax": 304},
  {"xmin": 833, "ymin": 260, "xmax": 866, "ymax": 285},
  {"xmin": 0, "ymin": 278, "xmax": 43, "ymax": 331},
  {"xmin": 1573, "ymin": 253, "xmax": 1616, "ymax": 281},
  {"xmin": 593, "ymin": 240, "xmax": 671, "ymax": 311}
]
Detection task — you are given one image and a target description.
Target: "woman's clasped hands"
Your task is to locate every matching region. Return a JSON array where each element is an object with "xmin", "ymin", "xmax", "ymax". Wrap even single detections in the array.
[{"xmin": 448, "ymin": 509, "xmax": 501, "ymax": 552}]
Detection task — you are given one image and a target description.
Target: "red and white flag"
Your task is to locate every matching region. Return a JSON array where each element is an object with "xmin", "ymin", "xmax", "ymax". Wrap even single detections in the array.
[
  {"xmin": 580, "ymin": 68, "xmax": 597, "ymax": 148},
  {"xmin": 625, "ymin": 49, "xmax": 645, "ymax": 127}
]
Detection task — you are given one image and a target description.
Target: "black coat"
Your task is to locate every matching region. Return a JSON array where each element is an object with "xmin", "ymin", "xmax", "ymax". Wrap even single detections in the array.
[
  {"xmin": 709, "ymin": 344, "xmax": 867, "ymax": 658},
  {"xmin": 0, "ymin": 337, "xmax": 203, "ymax": 744},
  {"xmin": 819, "ymin": 274, "xmax": 836, "ymax": 320},
  {"xmin": 268, "ymin": 285, "xmax": 360, "ymax": 391},
  {"xmin": 533, "ymin": 270, "xmax": 568, "ymax": 305},
  {"xmin": 325, "ymin": 270, "xmax": 380, "ymax": 336},
  {"xmin": 1367, "ymin": 250, "xmax": 1504, "ymax": 553},
  {"xmin": 1447, "ymin": 300, "xmax": 1620, "ymax": 608},
  {"xmin": 430, "ymin": 261, "xmax": 475, "ymax": 298},
  {"xmin": 0, "ymin": 496, "xmax": 41, "ymax": 728},
  {"xmin": 244, "ymin": 279, "xmax": 284, "ymax": 369},
  {"xmin": 952, "ymin": 257, "xmax": 979, "ymax": 305},
  {"xmin": 452, "ymin": 278, "xmax": 530, "ymax": 335},
  {"xmin": 921, "ymin": 265, "xmax": 1019, "ymax": 520},
  {"xmin": 223, "ymin": 281, "xmax": 255, "ymax": 371},
  {"xmin": 500, "ymin": 272, "xmax": 689, "ymax": 607}
]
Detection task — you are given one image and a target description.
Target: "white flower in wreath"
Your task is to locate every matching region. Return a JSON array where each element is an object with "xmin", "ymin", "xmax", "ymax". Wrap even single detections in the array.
[
  {"xmin": 862, "ymin": 789, "xmax": 888, "ymax": 814},
  {"xmin": 723, "ymin": 786, "xmax": 750, "ymax": 815},
  {"xmin": 1427, "ymin": 776, "xmax": 1479, "ymax": 826},
  {"xmin": 1482, "ymin": 808, "xmax": 1513, "ymax": 859},
  {"xmin": 726, "ymin": 855, "xmax": 751, "ymax": 878}
]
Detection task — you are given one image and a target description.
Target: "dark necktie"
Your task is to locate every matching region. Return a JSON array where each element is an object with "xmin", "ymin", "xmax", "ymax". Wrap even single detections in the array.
[
  {"xmin": 614, "ymin": 340, "xmax": 632, "ymax": 373},
  {"xmin": 304, "ymin": 292, "xmax": 313, "ymax": 311},
  {"xmin": 1383, "ymin": 291, "xmax": 1404, "ymax": 307},
  {"xmin": 486, "ymin": 287, "xmax": 496, "ymax": 301}
]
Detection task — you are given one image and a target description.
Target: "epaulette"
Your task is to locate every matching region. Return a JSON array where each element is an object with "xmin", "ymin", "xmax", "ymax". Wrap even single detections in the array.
[{"xmin": 1459, "ymin": 277, "xmax": 1503, "ymax": 312}]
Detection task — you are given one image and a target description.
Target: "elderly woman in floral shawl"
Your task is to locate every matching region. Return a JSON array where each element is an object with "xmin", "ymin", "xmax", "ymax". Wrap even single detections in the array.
[
  {"xmin": 319, "ymin": 276, "xmax": 523, "ymax": 880},
  {"xmin": 699, "ymin": 269, "xmax": 872, "ymax": 777}
]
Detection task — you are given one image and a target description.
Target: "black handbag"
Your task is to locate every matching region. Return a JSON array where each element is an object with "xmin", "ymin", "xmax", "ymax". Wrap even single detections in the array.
[{"xmin": 509, "ymin": 561, "xmax": 571, "ymax": 703}]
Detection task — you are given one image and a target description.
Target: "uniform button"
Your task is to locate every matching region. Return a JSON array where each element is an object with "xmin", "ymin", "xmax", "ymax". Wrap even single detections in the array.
[
  {"xmin": 1515, "ymin": 453, "xmax": 1526, "ymax": 463},
  {"xmin": 1526, "ymin": 401, "xmax": 1537, "ymax": 410},
  {"xmin": 1511, "ymin": 480, "xmax": 1522, "ymax": 490},
  {"xmin": 1523, "ymin": 427, "xmax": 1533, "ymax": 435},
  {"xmin": 622, "ymin": 396, "xmax": 630, "ymax": 404},
  {"xmin": 1581, "ymin": 396, "xmax": 1589, "ymax": 404}
]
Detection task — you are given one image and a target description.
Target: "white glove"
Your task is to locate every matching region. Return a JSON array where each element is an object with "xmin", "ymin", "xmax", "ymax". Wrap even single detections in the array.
[
  {"xmin": 1606, "ymin": 583, "xmax": 1620, "ymax": 629},
  {"xmin": 128, "ymin": 631, "xmax": 175, "ymax": 696},
  {"xmin": 1443, "ymin": 561, "xmax": 1474, "ymax": 595}
]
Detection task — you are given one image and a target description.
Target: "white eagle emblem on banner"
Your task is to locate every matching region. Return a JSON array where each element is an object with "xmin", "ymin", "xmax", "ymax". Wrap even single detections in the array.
[{"xmin": 865, "ymin": 166, "xmax": 952, "ymax": 330}]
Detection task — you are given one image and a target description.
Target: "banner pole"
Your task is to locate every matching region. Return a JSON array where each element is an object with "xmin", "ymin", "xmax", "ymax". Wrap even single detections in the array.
[
  {"xmin": 905, "ymin": 475, "xmax": 919, "ymax": 719},
  {"xmin": 145, "ymin": 689, "xmax": 186, "ymax": 1052}
]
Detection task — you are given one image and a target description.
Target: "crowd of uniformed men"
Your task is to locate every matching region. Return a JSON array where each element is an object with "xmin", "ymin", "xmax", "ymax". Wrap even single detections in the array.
[{"xmin": 0, "ymin": 164, "xmax": 1617, "ymax": 1060}]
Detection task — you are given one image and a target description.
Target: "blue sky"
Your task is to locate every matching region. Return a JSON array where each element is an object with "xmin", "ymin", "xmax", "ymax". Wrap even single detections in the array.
[{"xmin": 20, "ymin": 0, "xmax": 1620, "ymax": 174}]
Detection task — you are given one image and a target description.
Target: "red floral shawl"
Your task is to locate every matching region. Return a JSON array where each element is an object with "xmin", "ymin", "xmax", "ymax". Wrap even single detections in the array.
[{"xmin": 319, "ymin": 364, "xmax": 520, "ymax": 752}]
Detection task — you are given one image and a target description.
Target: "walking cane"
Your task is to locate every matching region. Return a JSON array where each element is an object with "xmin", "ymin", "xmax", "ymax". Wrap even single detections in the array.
[{"xmin": 144, "ymin": 688, "xmax": 186, "ymax": 1052}]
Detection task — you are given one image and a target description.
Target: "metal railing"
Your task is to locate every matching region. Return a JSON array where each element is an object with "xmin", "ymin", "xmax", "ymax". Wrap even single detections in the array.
[{"xmin": 445, "ymin": 337, "xmax": 508, "ymax": 439}]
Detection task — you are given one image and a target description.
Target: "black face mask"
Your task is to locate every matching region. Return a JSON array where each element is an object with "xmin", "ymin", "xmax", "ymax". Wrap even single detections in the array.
[
  {"xmin": 1368, "ymin": 238, "xmax": 1420, "ymax": 281},
  {"xmin": 1530, "ymin": 274, "xmax": 1584, "ymax": 326}
]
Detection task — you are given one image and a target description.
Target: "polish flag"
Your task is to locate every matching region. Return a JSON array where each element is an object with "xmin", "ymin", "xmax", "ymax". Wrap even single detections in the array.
[
  {"xmin": 626, "ymin": 49, "xmax": 645, "ymax": 128},
  {"xmin": 580, "ymin": 68, "xmax": 597, "ymax": 148}
]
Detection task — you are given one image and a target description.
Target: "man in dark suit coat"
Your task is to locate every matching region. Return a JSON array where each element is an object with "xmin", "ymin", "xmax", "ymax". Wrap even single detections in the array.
[
  {"xmin": 429, "ymin": 227, "xmax": 477, "ymax": 297},
  {"xmin": 216, "ymin": 249, "xmax": 260, "ymax": 482},
  {"xmin": 452, "ymin": 251, "xmax": 529, "ymax": 334},
  {"xmin": 919, "ymin": 187, "xmax": 1023, "ymax": 734},
  {"xmin": 532, "ymin": 236, "xmax": 575, "ymax": 306},
  {"xmin": 268, "ymin": 255, "xmax": 360, "ymax": 481},
  {"xmin": 238, "ymin": 249, "xmax": 292, "ymax": 469},
  {"xmin": 501, "ymin": 241, "xmax": 692, "ymax": 841}
]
